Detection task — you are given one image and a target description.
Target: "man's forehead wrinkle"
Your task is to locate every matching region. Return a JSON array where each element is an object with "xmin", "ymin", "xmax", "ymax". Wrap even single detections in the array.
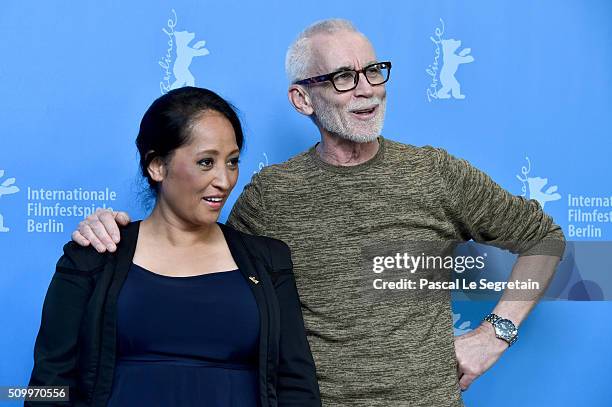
[{"xmin": 334, "ymin": 64, "xmax": 354, "ymax": 72}]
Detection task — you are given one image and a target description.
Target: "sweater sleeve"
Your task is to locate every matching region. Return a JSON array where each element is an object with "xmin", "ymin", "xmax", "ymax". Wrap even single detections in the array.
[
  {"xmin": 432, "ymin": 147, "xmax": 565, "ymax": 257},
  {"xmin": 227, "ymin": 171, "xmax": 269, "ymax": 236}
]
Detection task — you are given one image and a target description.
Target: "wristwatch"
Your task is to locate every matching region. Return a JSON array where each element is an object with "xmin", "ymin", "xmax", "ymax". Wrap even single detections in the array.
[{"xmin": 484, "ymin": 313, "xmax": 518, "ymax": 347}]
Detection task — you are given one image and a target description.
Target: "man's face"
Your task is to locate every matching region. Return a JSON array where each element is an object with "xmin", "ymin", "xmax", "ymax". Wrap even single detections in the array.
[{"xmin": 307, "ymin": 31, "xmax": 387, "ymax": 143}]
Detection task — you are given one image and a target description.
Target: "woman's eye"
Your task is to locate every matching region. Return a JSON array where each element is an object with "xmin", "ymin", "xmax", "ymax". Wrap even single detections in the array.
[
  {"xmin": 198, "ymin": 158, "xmax": 214, "ymax": 167},
  {"xmin": 228, "ymin": 157, "xmax": 240, "ymax": 167}
]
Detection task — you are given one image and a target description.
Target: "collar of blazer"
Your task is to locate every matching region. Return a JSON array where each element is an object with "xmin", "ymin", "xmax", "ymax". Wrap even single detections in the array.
[
  {"xmin": 95, "ymin": 220, "xmax": 274, "ymax": 405},
  {"xmin": 104, "ymin": 222, "xmax": 269, "ymax": 333},
  {"xmin": 110, "ymin": 222, "xmax": 271, "ymax": 328},
  {"xmin": 114, "ymin": 220, "xmax": 267, "ymax": 282}
]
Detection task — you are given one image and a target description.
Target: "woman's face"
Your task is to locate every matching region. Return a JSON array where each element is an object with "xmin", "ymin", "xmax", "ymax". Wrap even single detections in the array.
[{"xmin": 156, "ymin": 111, "xmax": 240, "ymax": 227}]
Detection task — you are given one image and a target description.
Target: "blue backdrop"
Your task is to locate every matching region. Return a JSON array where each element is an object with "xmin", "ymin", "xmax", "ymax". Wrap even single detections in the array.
[{"xmin": 1, "ymin": 1, "xmax": 611, "ymax": 405}]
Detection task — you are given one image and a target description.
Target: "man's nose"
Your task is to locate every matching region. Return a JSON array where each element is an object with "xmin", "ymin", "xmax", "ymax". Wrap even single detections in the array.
[{"xmin": 353, "ymin": 72, "xmax": 375, "ymax": 97}]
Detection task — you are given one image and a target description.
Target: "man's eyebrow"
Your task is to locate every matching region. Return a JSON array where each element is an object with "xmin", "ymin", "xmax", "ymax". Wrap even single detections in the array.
[
  {"xmin": 333, "ymin": 65, "xmax": 354, "ymax": 72},
  {"xmin": 331, "ymin": 61, "xmax": 379, "ymax": 72}
]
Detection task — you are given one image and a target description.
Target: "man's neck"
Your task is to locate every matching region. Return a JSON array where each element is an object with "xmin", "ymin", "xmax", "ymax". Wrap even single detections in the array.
[{"xmin": 315, "ymin": 133, "xmax": 380, "ymax": 166}]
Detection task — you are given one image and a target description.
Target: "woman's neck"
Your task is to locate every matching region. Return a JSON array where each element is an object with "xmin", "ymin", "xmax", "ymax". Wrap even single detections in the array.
[{"xmin": 142, "ymin": 204, "xmax": 218, "ymax": 248}]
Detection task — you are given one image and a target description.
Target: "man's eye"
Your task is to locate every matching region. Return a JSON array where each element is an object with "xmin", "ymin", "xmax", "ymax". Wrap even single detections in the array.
[
  {"xmin": 335, "ymin": 72, "xmax": 354, "ymax": 81},
  {"xmin": 367, "ymin": 66, "xmax": 382, "ymax": 75}
]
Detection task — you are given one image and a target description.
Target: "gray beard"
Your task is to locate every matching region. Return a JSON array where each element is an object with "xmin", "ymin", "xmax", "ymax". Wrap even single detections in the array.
[{"xmin": 312, "ymin": 97, "xmax": 386, "ymax": 143}]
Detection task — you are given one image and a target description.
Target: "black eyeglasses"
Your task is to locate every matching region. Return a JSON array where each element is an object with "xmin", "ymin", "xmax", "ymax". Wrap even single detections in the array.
[{"xmin": 294, "ymin": 61, "xmax": 392, "ymax": 92}]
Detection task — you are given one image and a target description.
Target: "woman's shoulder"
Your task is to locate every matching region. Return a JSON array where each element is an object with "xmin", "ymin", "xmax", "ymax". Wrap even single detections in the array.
[
  {"xmin": 58, "ymin": 221, "xmax": 140, "ymax": 272},
  {"xmin": 58, "ymin": 241, "xmax": 111, "ymax": 272},
  {"xmin": 220, "ymin": 223, "xmax": 292, "ymax": 271}
]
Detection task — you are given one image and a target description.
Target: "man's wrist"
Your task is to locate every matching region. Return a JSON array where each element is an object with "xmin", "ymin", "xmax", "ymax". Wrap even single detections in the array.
[
  {"xmin": 481, "ymin": 322, "xmax": 509, "ymax": 350},
  {"xmin": 483, "ymin": 313, "xmax": 518, "ymax": 347}
]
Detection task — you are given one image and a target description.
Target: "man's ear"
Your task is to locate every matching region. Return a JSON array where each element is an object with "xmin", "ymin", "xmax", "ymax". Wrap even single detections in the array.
[
  {"xmin": 147, "ymin": 153, "xmax": 166, "ymax": 183},
  {"xmin": 288, "ymin": 85, "xmax": 315, "ymax": 116}
]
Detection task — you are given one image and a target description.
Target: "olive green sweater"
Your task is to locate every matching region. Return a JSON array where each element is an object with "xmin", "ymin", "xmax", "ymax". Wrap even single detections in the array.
[{"xmin": 228, "ymin": 136, "xmax": 565, "ymax": 406}]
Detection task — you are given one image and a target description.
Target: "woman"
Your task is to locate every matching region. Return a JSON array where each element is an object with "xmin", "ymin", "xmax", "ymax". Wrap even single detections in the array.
[{"xmin": 27, "ymin": 87, "xmax": 321, "ymax": 406}]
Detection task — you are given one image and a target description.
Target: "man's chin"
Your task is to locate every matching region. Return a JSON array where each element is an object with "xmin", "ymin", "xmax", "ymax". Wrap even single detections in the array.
[
  {"xmin": 348, "ymin": 134, "xmax": 379, "ymax": 143},
  {"xmin": 336, "ymin": 131, "xmax": 380, "ymax": 144}
]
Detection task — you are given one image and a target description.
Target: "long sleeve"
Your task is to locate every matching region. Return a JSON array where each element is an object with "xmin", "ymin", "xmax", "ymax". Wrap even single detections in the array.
[
  {"xmin": 432, "ymin": 147, "xmax": 565, "ymax": 257},
  {"xmin": 266, "ymin": 239, "xmax": 321, "ymax": 406},
  {"xmin": 26, "ymin": 243, "xmax": 101, "ymax": 406},
  {"xmin": 227, "ymin": 171, "xmax": 269, "ymax": 235}
]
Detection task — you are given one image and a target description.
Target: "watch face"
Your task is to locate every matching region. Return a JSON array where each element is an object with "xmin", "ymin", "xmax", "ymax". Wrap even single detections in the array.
[{"xmin": 496, "ymin": 319, "xmax": 517, "ymax": 339}]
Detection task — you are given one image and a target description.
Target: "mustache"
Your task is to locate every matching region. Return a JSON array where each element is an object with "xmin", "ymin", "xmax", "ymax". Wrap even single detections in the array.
[{"xmin": 346, "ymin": 97, "xmax": 384, "ymax": 111}]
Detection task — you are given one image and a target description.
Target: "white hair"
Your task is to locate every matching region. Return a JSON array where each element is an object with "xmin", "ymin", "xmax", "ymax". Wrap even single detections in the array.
[{"xmin": 285, "ymin": 19, "xmax": 363, "ymax": 83}]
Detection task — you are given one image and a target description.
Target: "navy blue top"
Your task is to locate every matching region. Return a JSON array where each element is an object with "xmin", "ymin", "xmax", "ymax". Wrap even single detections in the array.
[{"xmin": 107, "ymin": 263, "xmax": 260, "ymax": 407}]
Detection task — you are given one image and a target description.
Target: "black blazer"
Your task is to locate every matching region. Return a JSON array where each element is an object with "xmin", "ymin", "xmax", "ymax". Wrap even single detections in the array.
[{"xmin": 28, "ymin": 222, "xmax": 321, "ymax": 407}]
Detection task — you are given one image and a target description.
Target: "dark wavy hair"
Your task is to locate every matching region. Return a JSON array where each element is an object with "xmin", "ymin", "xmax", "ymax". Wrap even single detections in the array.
[{"xmin": 136, "ymin": 86, "xmax": 244, "ymax": 194}]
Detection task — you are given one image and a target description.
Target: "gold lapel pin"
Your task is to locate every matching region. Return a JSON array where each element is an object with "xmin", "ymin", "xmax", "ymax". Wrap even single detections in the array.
[{"xmin": 249, "ymin": 276, "xmax": 259, "ymax": 285}]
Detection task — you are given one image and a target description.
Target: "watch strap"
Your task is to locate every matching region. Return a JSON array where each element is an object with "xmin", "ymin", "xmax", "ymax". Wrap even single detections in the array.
[
  {"xmin": 484, "ymin": 313, "xmax": 518, "ymax": 347},
  {"xmin": 484, "ymin": 313, "xmax": 501, "ymax": 324}
]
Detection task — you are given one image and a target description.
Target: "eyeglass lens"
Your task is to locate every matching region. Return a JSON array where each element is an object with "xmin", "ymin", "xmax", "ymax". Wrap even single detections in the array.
[{"xmin": 332, "ymin": 63, "xmax": 389, "ymax": 91}]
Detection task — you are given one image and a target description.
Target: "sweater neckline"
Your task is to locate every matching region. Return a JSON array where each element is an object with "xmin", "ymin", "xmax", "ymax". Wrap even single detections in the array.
[{"xmin": 307, "ymin": 136, "xmax": 386, "ymax": 174}]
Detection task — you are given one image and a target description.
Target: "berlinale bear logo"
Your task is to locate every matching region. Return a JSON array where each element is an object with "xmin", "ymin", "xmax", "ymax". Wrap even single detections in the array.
[
  {"xmin": 516, "ymin": 157, "xmax": 561, "ymax": 209},
  {"xmin": 170, "ymin": 31, "xmax": 210, "ymax": 90},
  {"xmin": 426, "ymin": 19, "xmax": 475, "ymax": 102},
  {"xmin": 159, "ymin": 9, "xmax": 210, "ymax": 94},
  {"xmin": 437, "ymin": 39, "xmax": 474, "ymax": 99},
  {"xmin": 0, "ymin": 169, "xmax": 19, "ymax": 232}
]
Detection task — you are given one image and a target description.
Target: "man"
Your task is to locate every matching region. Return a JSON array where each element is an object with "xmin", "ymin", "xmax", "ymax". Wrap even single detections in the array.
[{"xmin": 74, "ymin": 19, "xmax": 565, "ymax": 406}]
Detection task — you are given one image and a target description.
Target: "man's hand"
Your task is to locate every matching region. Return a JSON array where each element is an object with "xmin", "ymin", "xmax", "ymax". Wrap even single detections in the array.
[
  {"xmin": 71, "ymin": 209, "xmax": 131, "ymax": 253},
  {"xmin": 454, "ymin": 322, "xmax": 507, "ymax": 391}
]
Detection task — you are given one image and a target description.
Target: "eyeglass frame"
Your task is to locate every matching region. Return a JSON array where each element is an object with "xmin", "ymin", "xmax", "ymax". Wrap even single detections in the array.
[{"xmin": 293, "ymin": 61, "xmax": 392, "ymax": 93}]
